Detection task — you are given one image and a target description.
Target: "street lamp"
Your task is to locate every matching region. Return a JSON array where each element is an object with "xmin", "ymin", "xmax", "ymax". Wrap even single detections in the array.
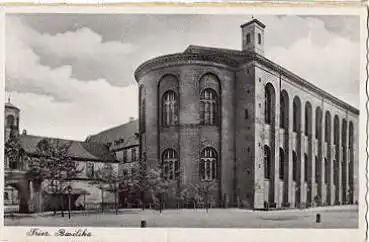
[{"xmin": 67, "ymin": 185, "xmax": 72, "ymax": 219}]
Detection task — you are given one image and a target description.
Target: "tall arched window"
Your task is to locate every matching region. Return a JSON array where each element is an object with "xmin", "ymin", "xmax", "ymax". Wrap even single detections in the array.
[
  {"xmin": 258, "ymin": 33, "xmax": 262, "ymax": 45},
  {"xmin": 315, "ymin": 156, "xmax": 319, "ymax": 182},
  {"xmin": 305, "ymin": 102, "xmax": 312, "ymax": 136},
  {"xmin": 315, "ymin": 107, "xmax": 322, "ymax": 139},
  {"xmin": 342, "ymin": 119, "xmax": 347, "ymax": 147},
  {"xmin": 348, "ymin": 122, "xmax": 354, "ymax": 203},
  {"xmin": 280, "ymin": 91, "xmax": 289, "ymax": 129},
  {"xmin": 162, "ymin": 149, "xmax": 179, "ymax": 180},
  {"xmin": 324, "ymin": 158, "xmax": 329, "ymax": 184},
  {"xmin": 325, "ymin": 112, "xmax": 331, "ymax": 143},
  {"xmin": 6, "ymin": 115, "xmax": 14, "ymax": 127},
  {"xmin": 264, "ymin": 145, "xmax": 271, "ymax": 179},
  {"xmin": 293, "ymin": 97, "xmax": 301, "ymax": 132},
  {"xmin": 200, "ymin": 88, "xmax": 218, "ymax": 125},
  {"xmin": 334, "ymin": 116, "xmax": 340, "ymax": 146},
  {"xmin": 139, "ymin": 85, "xmax": 145, "ymax": 132},
  {"xmin": 279, "ymin": 148, "xmax": 284, "ymax": 180},
  {"xmin": 162, "ymin": 90, "xmax": 178, "ymax": 127},
  {"xmin": 342, "ymin": 119, "xmax": 347, "ymax": 200},
  {"xmin": 265, "ymin": 83, "xmax": 275, "ymax": 125},
  {"xmin": 304, "ymin": 153, "xmax": 308, "ymax": 182},
  {"xmin": 200, "ymin": 147, "xmax": 217, "ymax": 181},
  {"xmin": 293, "ymin": 151, "xmax": 297, "ymax": 182}
]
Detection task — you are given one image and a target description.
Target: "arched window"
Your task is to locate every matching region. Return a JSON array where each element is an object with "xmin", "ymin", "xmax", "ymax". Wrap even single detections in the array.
[
  {"xmin": 264, "ymin": 145, "xmax": 271, "ymax": 179},
  {"xmin": 162, "ymin": 149, "xmax": 179, "ymax": 180},
  {"xmin": 334, "ymin": 116, "xmax": 340, "ymax": 146},
  {"xmin": 324, "ymin": 158, "xmax": 329, "ymax": 184},
  {"xmin": 304, "ymin": 153, "xmax": 308, "ymax": 182},
  {"xmin": 265, "ymin": 83, "xmax": 275, "ymax": 124},
  {"xmin": 258, "ymin": 33, "xmax": 262, "ymax": 45},
  {"xmin": 280, "ymin": 91, "xmax": 289, "ymax": 129},
  {"xmin": 162, "ymin": 90, "xmax": 178, "ymax": 127},
  {"xmin": 142, "ymin": 99, "xmax": 146, "ymax": 130},
  {"xmin": 139, "ymin": 85, "xmax": 145, "ymax": 132},
  {"xmin": 349, "ymin": 122, "xmax": 354, "ymax": 165},
  {"xmin": 279, "ymin": 148, "xmax": 284, "ymax": 180},
  {"xmin": 246, "ymin": 33, "xmax": 251, "ymax": 44},
  {"xmin": 325, "ymin": 112, "xmax": 331, "ymax": 143},
  {"xmin": 293, "ymin": 97, "xmax": 301, "ymax": 132},
  {"xmin": 315, "ymin": 107, "xmax": 322, "ymax": 139},
  {"xmin": 293, "ymin": 151, "xmax": 297, "ymax": 182},
  {"xmin": 348, "ymin": 122, "xmax": 354, "ymax": 203},
  {"xmin": 315, "ymin": 156, "xmax": 319, "ymax": 182},
  {"xmin": 200, "ymin": 147, "xmax": 217, "ymax": 181},
  {"xmin": 342, "ymin": 119, "xmax": 347, "ymax": 148},
  {"xmin": 305, "ymin": 102, "xmax": 312, "ymax": 136},
  {"xmin": 6, "ymin": 115, "xmax": 14, "ymax": 127},
  {"xmin": 200, "ymin": 88, "xmax": 218, "ymax": 125}
]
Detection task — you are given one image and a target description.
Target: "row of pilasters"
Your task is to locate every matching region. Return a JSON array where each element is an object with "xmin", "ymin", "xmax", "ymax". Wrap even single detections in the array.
[{"xmin": 265, "ymin": 96, "xmax": 354, "ymax": 208}]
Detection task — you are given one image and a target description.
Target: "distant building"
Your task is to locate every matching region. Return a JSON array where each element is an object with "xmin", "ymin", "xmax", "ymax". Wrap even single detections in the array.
[
  {"xmin": 134, "ymin": 18, "xmax": 359, "ymax": 209},
  {"xmin": 4, "ymin": 99, "xmax": 139, "ymax": 212}
]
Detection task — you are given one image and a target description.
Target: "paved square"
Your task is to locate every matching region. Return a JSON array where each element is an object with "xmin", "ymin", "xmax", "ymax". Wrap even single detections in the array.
[{"xmin": 5, "ymin": 205, "xmax": 358, "ymax": 228}]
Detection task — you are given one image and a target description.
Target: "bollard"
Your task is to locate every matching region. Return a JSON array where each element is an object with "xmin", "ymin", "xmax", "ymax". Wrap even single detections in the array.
[
  {"xmin": 141, "ymin": 220, "xmax": 147, "ymax": 228},
  {"xmin": 316, "ymin": 213, "xmax": 321, "ymax": 223}
]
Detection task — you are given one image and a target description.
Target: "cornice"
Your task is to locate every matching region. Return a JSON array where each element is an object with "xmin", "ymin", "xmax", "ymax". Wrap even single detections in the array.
[
  {"xmin": 134, "ymin": 49, "xmax": 359, "ymax": 115},
  {"xmin": 254, "ymin": 54, "xmax": 360, "ymax": 115},
  {"xmin": 134, "ymin": 53, "xmax": 242, "ymax": 80}
]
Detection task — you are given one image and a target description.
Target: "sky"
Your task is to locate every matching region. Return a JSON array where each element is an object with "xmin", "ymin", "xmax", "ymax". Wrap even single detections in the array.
[{"xmin": 5, "ymin": 14, "xmax": 360, "ymax": 141}]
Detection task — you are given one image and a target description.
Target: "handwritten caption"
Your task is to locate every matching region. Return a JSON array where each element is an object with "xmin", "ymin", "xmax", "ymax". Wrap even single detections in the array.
[{"xmin": 26, "ymin": 228, "xmax": 92, "ymax": 237}]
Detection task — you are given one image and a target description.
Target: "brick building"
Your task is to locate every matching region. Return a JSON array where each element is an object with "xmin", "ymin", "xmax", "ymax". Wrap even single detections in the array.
[{"xmin": 134, "ymin": 19, "xmax": 359, "ymax": 209}]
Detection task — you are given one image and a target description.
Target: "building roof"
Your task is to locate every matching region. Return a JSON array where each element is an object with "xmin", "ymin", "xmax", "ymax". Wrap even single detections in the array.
[
  {"xmin": 135, "ymin": 45, "xmax": 359, "ymax": 115},
  {"xmin": 19, "ymin": 134, "xmax": 116, "ymax": 162},
  {"xmin": 240, "ymin": 19, "xmax": 266, "ymax": 29},
  {"xmin": 5, "ymin": 101, "xmax": 20, "ymax": 111},
  {"xmin": 85, "ymin": 119, "xmax": 139, "ymax": 148}
]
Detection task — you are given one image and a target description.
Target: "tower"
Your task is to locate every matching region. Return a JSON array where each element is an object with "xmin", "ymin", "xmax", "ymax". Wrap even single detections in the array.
[
  {"xmin": 5, "ymin": 97, "xmax": 20, "ymax": 142},
  {"xmin": 241, "ymin": 18, "xmax": 265, "ymax": 55}
]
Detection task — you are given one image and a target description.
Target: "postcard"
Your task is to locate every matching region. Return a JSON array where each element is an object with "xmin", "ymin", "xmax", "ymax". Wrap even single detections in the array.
[{"xmin": 1, "ymin": 3, "xmax": 367, "ymax": 242}]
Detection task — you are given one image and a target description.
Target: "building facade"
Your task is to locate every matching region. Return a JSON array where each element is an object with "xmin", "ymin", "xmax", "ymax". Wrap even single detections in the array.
[{"xmin": 134, "ymin": 19, "xmax": 359, "ymax": 209}]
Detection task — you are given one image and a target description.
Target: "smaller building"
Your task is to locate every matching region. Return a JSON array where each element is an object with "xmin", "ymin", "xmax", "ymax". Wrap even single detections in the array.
[{"xmin": 4, "ymin": 99, "xmax": 139, "ymax": 212}]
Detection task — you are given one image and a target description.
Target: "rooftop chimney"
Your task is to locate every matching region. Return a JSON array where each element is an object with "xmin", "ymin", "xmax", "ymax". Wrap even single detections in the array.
[
  {"xmin": 22, "ymin": 129, "xmax": 27, "ymax": 135},
  {"xmin": 129, "ymin": 117, "xmax": 135, "ymax": 122}
]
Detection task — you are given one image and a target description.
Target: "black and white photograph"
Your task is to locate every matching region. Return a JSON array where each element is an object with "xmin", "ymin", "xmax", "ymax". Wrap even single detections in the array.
[{"xmin": 2, "ymin": 8, "xmax": 364, "ymax": 236}]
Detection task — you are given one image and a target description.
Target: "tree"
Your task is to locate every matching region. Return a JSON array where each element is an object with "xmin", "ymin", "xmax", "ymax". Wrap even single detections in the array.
[
  {"xmin": 4, "ymin": 129, "xmax": 27, "ymax": 212},
  {"xmin": 27, "ymin": 138, "xmax": 82, "ymax": 216},
  {"xmin": 130, "ymin": 159, "xmax": 169, "ymax": 211},
  {"xmin": 178, "ymin": 184, "xmax": 198, "ymax": 209},
  {"xmin": 5, "ymin": 128, "xmax": 23, "ymax": 170},
  {"xmin": 91, "ymin": 164, "xmax": 121, "ymax": 214},
  {"xmin": 192, "ymin": 181, "xmax": 217, "ymax": 212},
  {"xmin": 147, "ymin": 168, "xmax": 169, "ymax": 213}
]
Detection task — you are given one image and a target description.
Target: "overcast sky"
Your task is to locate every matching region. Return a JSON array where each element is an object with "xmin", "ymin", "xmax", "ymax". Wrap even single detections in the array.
[{"xmin": 5, "ymin": 14, "xmax": 360, "ymax": 141}]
